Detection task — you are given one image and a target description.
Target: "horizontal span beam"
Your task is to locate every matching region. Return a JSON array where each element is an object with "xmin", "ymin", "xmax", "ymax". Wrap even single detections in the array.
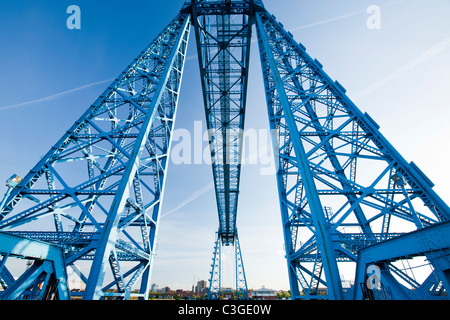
[
  {"xmin": 0, "ymin": 231, "xmax": 66, "ymax": 262},
  {"xmin": 357, "ymin": 220, "xmax": 450, "ymax": 263},
  {"xmin": 354, "ymin": 221, "xmax": 450, "ymax": 299},
  {"xmin": 0, "ymin": 231, "xmax": 69, "ymax": 300}
]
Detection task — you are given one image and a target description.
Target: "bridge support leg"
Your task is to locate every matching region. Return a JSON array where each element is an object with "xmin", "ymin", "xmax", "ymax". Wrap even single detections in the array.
[{"xmin": 208, "ymin": 231, "xmax": 249, "ymax": 300}]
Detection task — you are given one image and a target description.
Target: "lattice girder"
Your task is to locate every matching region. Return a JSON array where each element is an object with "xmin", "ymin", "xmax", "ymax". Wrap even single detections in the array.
[{"xmin": 1, "ymin": 0, "xmax": 449, "ymax": 301}]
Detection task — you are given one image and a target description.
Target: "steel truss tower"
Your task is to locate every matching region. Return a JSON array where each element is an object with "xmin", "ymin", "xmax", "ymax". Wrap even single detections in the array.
[{"xmin": 0, "ymin": 0, "xmax": 449, "ymax": 300}]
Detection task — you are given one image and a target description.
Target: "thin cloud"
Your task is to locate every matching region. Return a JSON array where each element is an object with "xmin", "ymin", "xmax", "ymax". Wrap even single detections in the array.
[
  {"xmin": 290, "ymin": 9, "xmax": 366, "ymax": 32},
  {"xmin": 353, "ymin": 36, "xmax": 450, "ymax": 101},
  {"xmin": 161, "ymin": 182, "xmax": 214, "ymax": 218},
  {"xmin": 0, "ymin": 1, "xmax": 405, "ymax": 111},
  {"xmin": 288, "ymin": 0, "xmax": 404, "ymax": 32},
  {"xmin": 0, "ymin": 78, "xmax": 114, "ymax": 111},
  {"xmin": 0, "ymin": 0, "xmax": 417, "ymax": 220}
]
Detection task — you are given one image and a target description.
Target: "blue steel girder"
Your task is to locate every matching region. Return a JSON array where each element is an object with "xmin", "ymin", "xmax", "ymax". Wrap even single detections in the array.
[
  {"xmin": 255, "ymin": 10, "xmax": 450, "ymax": 300},
  {"xmin": 0, "ymin": 13, "xmax": 191, "ymax": 300},
  {"xmin": 208, "ymin": 231, "xmax": 222, "ymax": 300},
  {"xmin": 1, "ymin": 0, "xmax": 449, "ymax": 302},
  {"xmin": 234, "ymin": 231, "xmax": 249, "ymax": 299},
  {"xmin": 191, "ymin": 0, "xmax": 256, "ymax": 245},
  {"xmin": 207, "ymin": 230, "xmax": 248, "ymax": 300},
  {"xmin": 0, "ymin": 231, "xmax": 69, "ymax": 300},
  {"xmin": 354, "ymin": 220, "xmax": 450, "ymax": 300}
]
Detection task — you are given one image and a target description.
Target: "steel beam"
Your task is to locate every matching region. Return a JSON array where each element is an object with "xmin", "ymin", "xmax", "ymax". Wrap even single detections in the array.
[
  {"xmin": 256, "ymin": 11, "xmax": 344, "ymax": 300},
  {"xmin": 0, "ymin": 231, "xmax": 69, "ymax": 300},
  {"xmin": 83, "ymin": 14, "xmax": 191, "ymax": 300},
  {"xmin": 1, "ymin": 0, "xmax": 449, "ymax": 301},
  {"xmin": 354, "ymin": 221, "xmax": 450, "ymax": 299},
  {"xmin": 0, "ymin": 12, "xmax": 191, "ymax": 300},
  {"xmin": 191, "ymin": 0, "xmax": 254, "ymax": 244},
  {"xmin": 254, "ymin": 8, "xmax": 449, "ymax": 299}
]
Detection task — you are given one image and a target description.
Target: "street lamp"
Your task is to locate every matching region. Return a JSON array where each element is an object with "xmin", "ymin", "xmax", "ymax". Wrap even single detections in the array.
[{"xmin": 6, "ymin": 174, "xmax": 23, "ymax": 189}]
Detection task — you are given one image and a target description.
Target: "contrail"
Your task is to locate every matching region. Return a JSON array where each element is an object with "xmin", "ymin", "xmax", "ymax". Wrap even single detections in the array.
[
  {"xmin": 160, "ymin": 143, "xmax": 273, "ymax": 219},
  {"xmin": 353, "ymin": 36, "xmax": 450, "ymax": 101},
  {"xmin": 290, "ymin": 8, "xmax": 366, "ymax": 32},
  {"xmin": 0, "ymin": 78, "xmax": 114, "ymax": 111},
  {"xmin": 161, "ymin": 182, "xmax": 214, "ymax": 219},
  {"xmin": 289, "ymin": 0, "xmax": 405, "ymax": 32},
  {"xmin": 0, "ymin": 1, "xmax": 404, "ymax": 112}
]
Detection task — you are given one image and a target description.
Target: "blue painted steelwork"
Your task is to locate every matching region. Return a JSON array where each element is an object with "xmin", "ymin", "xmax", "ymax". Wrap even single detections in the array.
[
  {"xmin": 354, "ymin": 220, "xmax": 450, "ymax": 299},
  {"xmin": 208, "ymin": 230, "xmax": 248, "ymax": 300},
  {"xmin": 208, "ymin": 232, "xmax": 222, "ymax": 299},
  {"xmin": 190, "ymin": 0, "xmax": 256, "ymax": 298},
  {"xmin": 234, "ymin": 232, "xmax": 249, "ymax": 299},
  {"xmin": 190, "ymin": 0, "xmax": 254, "ymax": 245},
  {"xmin": 0, "ymin": 13, "xmax": 191, "ymax": 300},
  {"xmin": 255, "ymin": 10, "xmax": 449, "ymax": 299},
  {"xmin": 256, "ymin": 12, "xmax": 343, "ymax": 300},
  {"xmin": 1, "ymin": 0, "xmax": 449, "ymax": 300},
  {"xmin": 0, "ymin": 231, "xmax": 69, "ymax": 300}
]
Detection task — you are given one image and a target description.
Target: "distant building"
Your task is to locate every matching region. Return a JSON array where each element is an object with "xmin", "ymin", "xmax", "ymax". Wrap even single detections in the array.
[
  {"xmin": 194, "ymin": 280, "xmax": 208, "ymax": 294},
  {"xmin": 160, "ymin": 286, "xmax": 170, "ymax": 294},
  {"xmin": 251, "ymin": 286, "xmax": 278, "ymax": 300},
  {"xmin": 192, "ymin": 280, "xmax": 208, "ymax": 295}
]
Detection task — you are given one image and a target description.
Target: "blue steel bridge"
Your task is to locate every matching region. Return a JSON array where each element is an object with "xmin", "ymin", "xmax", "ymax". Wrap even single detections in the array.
[{"xmin": 0, "ymin": 0, "xmax": 449, "ymax": 300}]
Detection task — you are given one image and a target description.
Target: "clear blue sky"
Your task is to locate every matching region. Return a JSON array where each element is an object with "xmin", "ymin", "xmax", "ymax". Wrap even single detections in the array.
[{"xmin": 0, "ymin": 0, "xmax": 449, "ymax": 291}]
